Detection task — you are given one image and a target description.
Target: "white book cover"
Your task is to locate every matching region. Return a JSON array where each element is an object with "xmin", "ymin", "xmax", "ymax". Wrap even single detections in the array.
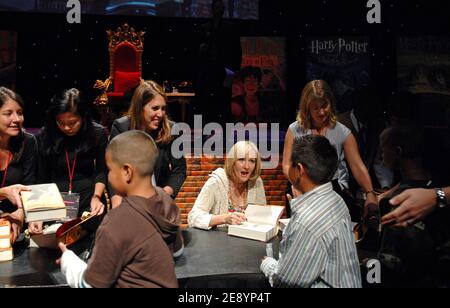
[
  {"xmin": 21, "ymin": 184, "xmax": 67, "ymax": 223},
  {"xmin": 228, "ymin": 204, "xmax": 285, "ymax": 242}
]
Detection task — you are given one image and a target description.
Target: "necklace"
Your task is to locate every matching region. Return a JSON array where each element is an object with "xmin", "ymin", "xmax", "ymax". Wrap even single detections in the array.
[
  {"xmin": 312, "ymin": 126, "xmax": 328, "ymax": 136},
  {"xmin": 228, "ymin": 182, "xmax": 248, "ymax": 213}
]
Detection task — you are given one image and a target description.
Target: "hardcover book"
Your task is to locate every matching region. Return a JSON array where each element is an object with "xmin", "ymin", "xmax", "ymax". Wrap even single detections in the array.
[
  {"xmin": 0, "ymin": 247, "xmax": 13, "ymax": 262},
  {"xmin": 21, "ymin": 184, "xmax": 67, "ymax": 223},
  {"xmin": 228, "ymin": 204, "xmax": 284, "ymax": 242}
]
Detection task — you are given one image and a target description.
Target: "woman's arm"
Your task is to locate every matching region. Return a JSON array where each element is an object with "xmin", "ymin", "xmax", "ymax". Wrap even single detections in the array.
[
  {"xmin": 165, "ymin": 149, "xmax": 187, "ymax": 198},
  {"xmin": 187, "ymin": 178, "xmax": 217, "ymax": 230},
  {"xmin": 90, "ymin": 127, "xmax": 108, "ymax": 216},
  {"xmin": 94, "ymin": 127, "xmax": 108, "ymax": 186},
  {"xmin": 343, "ymin": 133, "xmax": 377, "ymax": 206},
  {"xmin": 282, "ymin": 129, "xmax": 294, "ymax": 180},
  {"xmin": 187, "ymin": 178, "xmax": 245, "ymax": 229},
  {"xmin": 1, "ymin": 208, "xmax": 25, "ymax": 243},
  {"xmin": 0, "ymin": 184, "xmax": 31, "ymax": 208},
  {"xmin": 90, "ymin": 182, "xmax": 106, "ymax": 216}
]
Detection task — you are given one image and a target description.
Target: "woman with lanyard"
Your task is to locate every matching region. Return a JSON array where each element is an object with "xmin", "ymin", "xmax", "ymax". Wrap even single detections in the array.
[
  {"xmin": 0, "ymin": 87, "xmax": 38, "ymax": 242},
  {"xmin": 28, "ymin": 88, "xmax": 107, "ymax": 234}
]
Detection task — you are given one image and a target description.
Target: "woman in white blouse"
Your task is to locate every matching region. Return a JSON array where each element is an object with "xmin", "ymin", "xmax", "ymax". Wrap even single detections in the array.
[{"xmin": 188, "ymin": 141, "xmax": 267, "ymax": 230}]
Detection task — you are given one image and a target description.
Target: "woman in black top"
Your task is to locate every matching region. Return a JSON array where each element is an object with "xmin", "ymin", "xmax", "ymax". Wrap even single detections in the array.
[
  {"xmin": 0, "ymin": 87, "xmax": 38, "ymax": 242},
  {"xmin": 110, "ymin": 80, "xmax": 186, "ymax": 206},
  {"xmin": 29, "ymin": 88, "xmax": 108, "ymax": 234}
]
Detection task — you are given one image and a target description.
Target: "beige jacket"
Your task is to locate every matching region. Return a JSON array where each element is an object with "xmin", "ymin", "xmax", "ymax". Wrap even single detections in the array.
[{"xmin": 188, "ymin": 168, "xmax": 267, "ymax": 230}]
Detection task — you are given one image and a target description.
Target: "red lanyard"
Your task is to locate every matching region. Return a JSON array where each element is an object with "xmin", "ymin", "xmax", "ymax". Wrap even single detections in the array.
[
  {"xmin": 65, "ymin": 150, "xmax": 77, "ymax": 194},
  {"xmin": 1, "ymin": 153, "xmax": 12, "ymax": 188}
]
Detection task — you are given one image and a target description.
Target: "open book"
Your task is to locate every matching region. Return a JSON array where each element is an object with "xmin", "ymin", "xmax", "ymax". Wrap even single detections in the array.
[
  {"xmin": 21, "ymin": 184, "xmax": 67, "ymax": 223},
  {"xmin": 228, "ymin": 204, "xmax": 285, "ymax": 242}
]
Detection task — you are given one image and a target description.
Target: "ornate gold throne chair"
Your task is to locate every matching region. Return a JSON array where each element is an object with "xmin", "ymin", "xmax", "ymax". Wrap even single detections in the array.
[{"xmin": 94, "ymin": 23, "xmax": 145, "ymax": 127}]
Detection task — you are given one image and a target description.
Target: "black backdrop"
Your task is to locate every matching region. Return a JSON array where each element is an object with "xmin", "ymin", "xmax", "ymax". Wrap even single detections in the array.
[{"xmin": 0, "ymin": 0, "xmax": 449, "ymax": 128}]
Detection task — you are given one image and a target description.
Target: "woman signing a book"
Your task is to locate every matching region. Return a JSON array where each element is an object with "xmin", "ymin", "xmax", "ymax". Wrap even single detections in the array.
[
  {"xmin": 28, "ymin": 88, "xmax": 108, "ymax": 234},
  {"xmin": 188, "ymin": 141, "xmax": 267, "ymax": 230},
  {"xmin": 0, "ymin": 87, "xmax": 38, "ymax": 242}
]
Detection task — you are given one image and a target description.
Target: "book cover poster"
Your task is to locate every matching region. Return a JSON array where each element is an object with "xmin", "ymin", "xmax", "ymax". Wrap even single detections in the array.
[
  {"xmin": 397, "ymin": 36, "xmax": 450, "ymax": 129},
  {"xmin": 0, "ymin": 31, "xmax": 17, "ymax": 89},
  {"xmin": 306, "ymin": 36, "xmax": 371, "ymax": 112},
  {"xmin": 231, "ymin": 37, "xmax": 286, "ymax": 123},
  {"xmin": 397, "ymin": 36, "xmax": 450, "ymax": 96}
]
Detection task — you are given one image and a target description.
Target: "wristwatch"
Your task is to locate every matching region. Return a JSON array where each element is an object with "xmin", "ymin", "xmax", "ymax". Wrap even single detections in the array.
[{"xmin": 435, "ymin": 188, "xmax": 448, "ymax": 209}]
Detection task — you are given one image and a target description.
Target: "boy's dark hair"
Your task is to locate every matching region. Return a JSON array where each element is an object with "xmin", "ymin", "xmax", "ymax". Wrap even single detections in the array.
[
  {"xmin": 107, "ymin": 130, "xmax": 158, "ymax": 177},
  {"xmin": 291, "ymin": 135, "xmax": 338, "ymax": 185}
]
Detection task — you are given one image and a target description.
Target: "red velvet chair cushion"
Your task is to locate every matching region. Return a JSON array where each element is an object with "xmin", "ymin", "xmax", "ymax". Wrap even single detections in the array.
[
  {"xmin": 107, "ymin": 92, "xmax": 125, "ymax": 98},
  {"xmin": 114, "ymin": 71, "xmax": 140, "ymax": 93}
]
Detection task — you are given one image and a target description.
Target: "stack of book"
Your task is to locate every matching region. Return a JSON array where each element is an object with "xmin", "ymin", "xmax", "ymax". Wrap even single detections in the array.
[
  {"xmin": 0, "ymin": 219, "xmax": 13, "ymax": 262},
  {"xmin": 21, "ymin": 184, "xmax": 67, "ymax": 223}
]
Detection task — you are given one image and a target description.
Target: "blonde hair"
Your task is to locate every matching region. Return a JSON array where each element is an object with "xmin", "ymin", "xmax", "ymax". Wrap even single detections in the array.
[
  {"xmin": 296, "ymin": 80, "xmax": 337, "ymax": 130},
  {"xmin": 127, "ymin": 80, "xmax": 172, "ymax": 145},
  {"xmin": 224, "ymin": 141, "xmax": 262, "ymax": 184}
]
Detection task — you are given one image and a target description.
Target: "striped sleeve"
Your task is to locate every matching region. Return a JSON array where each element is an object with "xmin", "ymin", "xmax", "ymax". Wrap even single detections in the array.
[
  {"xmin": 273, "ymin": 223, "xmax": 327, "ymax": 288},
  {"xmin": 260, "ymin": 257, "xmax": 278, "ymax": 287}
]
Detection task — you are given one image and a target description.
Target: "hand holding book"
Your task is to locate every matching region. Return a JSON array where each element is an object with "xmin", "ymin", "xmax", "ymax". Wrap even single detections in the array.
[
  {"xmin": 1, "ymin": 209, "xmax": 24, "ymax": 243},
  {"xmin": 0, "ymin": 184, "xmax": 31, "ymax": 208}
]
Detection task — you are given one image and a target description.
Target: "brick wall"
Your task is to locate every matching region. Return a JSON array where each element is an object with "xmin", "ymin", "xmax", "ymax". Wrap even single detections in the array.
[{"xmin": 176, "ymin": 156, "xmax": 288, "ymax": 228}]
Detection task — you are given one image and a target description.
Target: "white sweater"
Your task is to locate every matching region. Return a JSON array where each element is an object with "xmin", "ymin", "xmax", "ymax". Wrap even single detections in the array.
[{"xmin": 188, "ymin": 168, "xmax": 267, "ymax": 230}]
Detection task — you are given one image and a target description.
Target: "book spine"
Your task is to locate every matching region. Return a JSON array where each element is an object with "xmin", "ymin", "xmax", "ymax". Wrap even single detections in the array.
[
  {"xmin": 0, "ymin": 236, "xmax": 11, "ymax": 250},
  {"xmin": 0, "ymin": 247, "xmax": 13, "ymax": 262}
]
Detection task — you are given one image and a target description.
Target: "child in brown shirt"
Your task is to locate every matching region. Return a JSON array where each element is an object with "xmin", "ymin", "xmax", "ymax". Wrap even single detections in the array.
[{"xmin": 58, "ymin": 130, "xmax": 179, "ymax": 288}]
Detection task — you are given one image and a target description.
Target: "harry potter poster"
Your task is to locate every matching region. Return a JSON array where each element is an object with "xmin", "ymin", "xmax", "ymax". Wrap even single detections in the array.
[
  {"xmin": 231, "ymin": 37, "xmax": 286, "ymax": 124},
  {"xmin": 306, "ymin": 36, "xmax": 371, "ymax": 112}
]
